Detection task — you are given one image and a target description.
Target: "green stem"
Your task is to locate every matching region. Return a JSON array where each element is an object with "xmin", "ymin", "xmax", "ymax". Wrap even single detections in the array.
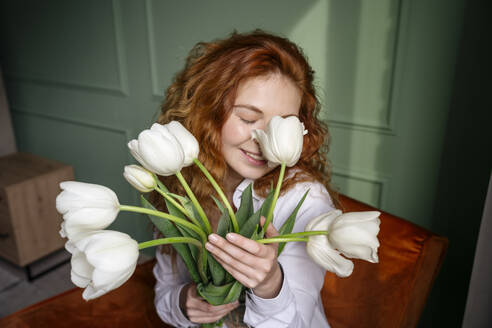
[
  {"xmin": 175, "ymin": 171, "xmax": 212, "ymax": 235},
  {"xmin": 268, "ymin": 231, "xmax": 329, "ymax": 239},
  {"xmin": 261, "ymin": 163, "xmax": 286, "ymax": 236},
  {"xmin": 139, "ymin": 236, "xmax": 202, "ymax": 250},
  {"xmin": 119, "ymin": 204, "xmax": 207, "ymax": 244},
  {"xmin": 194, "ymin": 159, "xmax": 239, "ymax": 233},
  {"xmin": 258, "ymin": 230, "xmax": 329, "ymax": 244},
  {"xmin": 154, "ymin": 186, "xmax": 197, "ymax": 224},
  {"xmin": 258, "ymin": 237, "xmax": 309, "ymax": 244}
]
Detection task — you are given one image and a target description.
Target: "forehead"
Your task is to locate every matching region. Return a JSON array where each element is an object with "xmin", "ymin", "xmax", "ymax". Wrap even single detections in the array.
[{"xmin": 234, "ymin": 74, "xmax": 302, "ymax": 117}]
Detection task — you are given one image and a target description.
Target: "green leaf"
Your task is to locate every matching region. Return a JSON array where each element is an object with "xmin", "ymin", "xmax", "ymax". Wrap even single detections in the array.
[
  {"xmin": 216, "ymin": 213, "xmax": 230, "ymax": 237},
  {"xmin": 196, "ymin": 281, "xmax": 235, "ymax": 305},
  {"xmin": 239, "ymin": 188, "xmax": 275, "ymax": 239},
  {"xmin": 277, "ymin": 189, "xmax": 310, "ymax": 255},
  {"xmin": 183, "ymin": 199, "xmax": 207, "ymax": 232},
  {"xmin": 159, "ymin": 188, "xmax": 200, "ymax": 260},
  {"xmin": 223, "ymin": 280, "xmax": 244, "ymax": 304},
  {"xmin": 211, "ymin": 195, "xmax": 231, "ymax": 238},
  {"xmin": 208, "ymin": 195, "xmax": 228, "ymax": 285},
  {"xmin": 211, "ymin": 195, "xmax": 227, "ymax": 214},
  {"xmin": 154, "ymin": 176, "xmax": 168, "ymax": 192},
  {"xmin": 250, "ymin": 224, "xmax": 260, "ymax": 241},
  {"xmin": 175, "ymin": 225, "xmax": 199, "ymax": 261},
  {"xmin": 224, "ymin": 271, "xmax": 235, "ymax": 284},
  {"xmin": 140, "ymin": 196, "xmax": 201, "ymax": 283},
  {"xmin": 165, "ymin": 191, "xmax": 190, "ymax": 207},
  {"xmin": 207, "ymin": 255, "xmax": 226, "ymax": 286},
  {"xmin": 197, "ymin": 247, "xmax": 209, "ymax": 284},
  {"xmin": 235, "ymin": 183, "xmax": 253, "ymax": 228}
]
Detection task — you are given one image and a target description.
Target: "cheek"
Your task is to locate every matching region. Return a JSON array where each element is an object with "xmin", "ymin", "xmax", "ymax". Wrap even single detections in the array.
[{"xmin": 221, "ymin": 119, "xmax": 251, "ymax": 146}]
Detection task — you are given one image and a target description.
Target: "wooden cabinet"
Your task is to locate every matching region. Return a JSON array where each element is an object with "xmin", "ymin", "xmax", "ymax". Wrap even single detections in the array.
[{"xmin": 0, "ymin": 152, "xmax": 74, "ymax": 266}]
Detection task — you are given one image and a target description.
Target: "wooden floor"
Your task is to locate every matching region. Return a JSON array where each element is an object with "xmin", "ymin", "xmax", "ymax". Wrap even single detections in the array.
[
  {"xmin": 0, "ymin": 249, "xmax": 151, "ymax": 318},
  {"xmin": 0, "ymin": 249, "xmax": 72, "ymax": 318}
]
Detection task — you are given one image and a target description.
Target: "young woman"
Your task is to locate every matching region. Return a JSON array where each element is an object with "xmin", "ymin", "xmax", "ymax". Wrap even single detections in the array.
[{"xmin": 151, "ymin": 30, "xmax": 339, "ymax": 327}]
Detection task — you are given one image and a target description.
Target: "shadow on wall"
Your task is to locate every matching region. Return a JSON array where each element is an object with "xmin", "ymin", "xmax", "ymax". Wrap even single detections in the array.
[
  {"xmin": 423, "ymin": 0, "xmax": 492, "ymax": 326},
  {"xmin": 324, "ymin": 0, "xmax": 399, "ymax": 210}
]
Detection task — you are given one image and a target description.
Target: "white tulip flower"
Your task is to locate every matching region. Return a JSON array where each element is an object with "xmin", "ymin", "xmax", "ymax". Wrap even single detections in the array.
[
  {"xmin": 155, "ymin": 121, "xmax": 199, "ymax": 166},
  {"xmin": 123, "ymin": 165, "xmax": 156, "ymax": 193},
  {"xmin": 129, "ymin": 127, "xmax": 184, "ymax": 176},
  {"xmin": 328, "ymin": 211, "xmax": 381, "ymax": 263},
  {"xmin": 305, "ymin": 210, "xmax": 354, "ymax": 277},
  {"xmin": 66, "ymin": 230, "xmax": 139, "ymax": 301},
  {"xmin": 251, "ymin": 116, "xmax": 308, "ymax": 167},
  {"xmin": 128, "ymin": 121, "xmax": 199, "ymax": 176},
  {"xmin": 56, "ymin": 181, "xmax": 120, "ymax": 240},
  {"xmin": 305, "ymin": 210, "xmax": 381, "ymax": 277}
]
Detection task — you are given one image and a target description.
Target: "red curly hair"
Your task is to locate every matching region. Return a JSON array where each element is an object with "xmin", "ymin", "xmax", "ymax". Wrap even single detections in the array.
[{"xmin": 151, "ymin": 30, "xmax": 339, "ymax": 221}]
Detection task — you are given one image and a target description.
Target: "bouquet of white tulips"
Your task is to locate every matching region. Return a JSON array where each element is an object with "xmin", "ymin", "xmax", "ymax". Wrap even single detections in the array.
[{"xmin": 56, "ymin": 116, "xmax": 381, "ymax": 327}]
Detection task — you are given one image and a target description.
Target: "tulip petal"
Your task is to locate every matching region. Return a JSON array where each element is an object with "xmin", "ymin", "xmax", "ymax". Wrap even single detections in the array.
[
  {"xmin": 59, "ymin": 182, "xmax": 119, "ymax": 205},
  {"xmin": 307, "ymin": 238, "xmax": 354, "ymax": 277},
  {"xmin": 251, "ymin": 115, "xmax": 306, "ymax": 167},
  {"xmin": 328, "ymin": 211, "xmax": 381, "ymax": 263},
  {"xmin": 251, "ymin": 129, "xmax": 279, "ymax": 167},
  {"xmin": 123, "ymin": 165, "xmax": 155, "ymax": 192},
  {"xmin": 82, "ymin": 284, "xmax": 108, "ymax": 301},
  {"xmin": 92, "ymin": 264, "xmax": 136, "ymax": 289},
  {"xmin": 165, "ymin": 121, "xmax": 199, "ymax": 166},
  {"xmin": 334, "ymin": 211, "xmax": 381, "ymax": 223},
  {"xmin": 138, "ymin": 130, "xmax": 185, "ymax": 176},
  {"xmin": 82, "ymin": 232, "xmax": 139, "ymax": 272},
  {"xmin": 128, "ymin": 139, "xmax": 147, "ymax": 167},
  {"xmin": 305, "ymin": 210, "xmax": 342, "ymax": 232},
  {"xmin": 70, "ymin": 251, "xmax": 93, "ymax": 288},
  {"xmin": 59, "ymin": 222, "xmax": 67, "ymax": 238},
  {"xmin": 337, "ymin": 244, "xmax": 379, "ymax": 263}
]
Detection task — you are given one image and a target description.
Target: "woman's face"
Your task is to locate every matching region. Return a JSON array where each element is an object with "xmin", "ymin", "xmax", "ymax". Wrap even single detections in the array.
[{"xmin": 221, "ymin": 73, "xmax": 302, "ymax": 188}]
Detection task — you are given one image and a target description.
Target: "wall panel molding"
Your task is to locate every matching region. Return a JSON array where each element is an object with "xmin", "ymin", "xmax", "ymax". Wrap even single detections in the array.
[
  {"xmin": 4, "ymin": 0, "xmax": 128, "ymax": 97},
  {"xmin": 326, "ymin": 0, "xmax": 408, "ymax": 135},
  {"xmin": 145, "ymin": 0, "xmax": 162, "ymax": 98},
  {"xmin": 332, "ymin": 166, "xmax": 389, "ymax": 209},
  {"xmin": 11, "ymin": 106, "xmax": 129, "ymax": 137}
]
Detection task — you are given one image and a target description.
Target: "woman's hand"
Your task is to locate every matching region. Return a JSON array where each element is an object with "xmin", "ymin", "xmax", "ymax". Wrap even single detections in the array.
[
  {"xmin": 179, "ymin": 283, "xmax": 239, "ymax": 324},
  {"xmin": 205, "ymin": 216, "xmax": 283, "ymax": 299}
]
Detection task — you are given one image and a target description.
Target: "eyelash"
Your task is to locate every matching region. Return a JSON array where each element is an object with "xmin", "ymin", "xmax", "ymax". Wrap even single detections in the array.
[{"xmin": 240, "ymin": 118, "xmax": 256, "ymax": 124}]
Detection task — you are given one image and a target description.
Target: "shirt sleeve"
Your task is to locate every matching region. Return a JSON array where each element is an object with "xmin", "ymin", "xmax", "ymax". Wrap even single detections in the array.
[
  {"xmin": 153, "ymin": 247, "xmax": 198, "ymax": 328},
  {"xmin": 243, "ymin": 182, "xmax": 335, "ymax": 327}
]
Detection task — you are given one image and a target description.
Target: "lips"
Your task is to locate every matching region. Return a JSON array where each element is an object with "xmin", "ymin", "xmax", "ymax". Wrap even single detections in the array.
[{"xmin": 241, "ymin": 149, "xmax": 267, "ymax": 165}]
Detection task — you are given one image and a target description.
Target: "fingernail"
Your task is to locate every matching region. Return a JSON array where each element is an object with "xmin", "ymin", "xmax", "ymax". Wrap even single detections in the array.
[
  {"xmin": 226, "ymin": 233, "xmax": 236, "ymax": 242},
  {"xmin": 209, "ymin": 234, "xmax": 218, "ymax": 242},
  {"xmin": 205, "ymin": 242, "xmax": 214, "ymax": 251}
]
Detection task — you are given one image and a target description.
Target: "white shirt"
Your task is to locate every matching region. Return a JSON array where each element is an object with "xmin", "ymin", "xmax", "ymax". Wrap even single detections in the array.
[{"xmin": 153, "ymin": 177, "xmax": 335, "ymax": 327}]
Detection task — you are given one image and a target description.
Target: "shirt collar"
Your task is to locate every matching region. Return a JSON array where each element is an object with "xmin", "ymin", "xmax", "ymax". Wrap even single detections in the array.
[{"xmin": 232, "ymin": 178, "xmax": 262, "ymax": 209}]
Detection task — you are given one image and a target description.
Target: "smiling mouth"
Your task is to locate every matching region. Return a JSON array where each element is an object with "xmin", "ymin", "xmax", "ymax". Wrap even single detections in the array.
[{"xmin": 241, "ymin": 149, "xmax": 267, "ymax": 165}]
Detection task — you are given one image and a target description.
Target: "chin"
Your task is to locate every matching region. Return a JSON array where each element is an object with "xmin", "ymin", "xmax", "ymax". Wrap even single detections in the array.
[{"xmin": 234, "ymin": 165, "xmax": 272, "ymax": 181}]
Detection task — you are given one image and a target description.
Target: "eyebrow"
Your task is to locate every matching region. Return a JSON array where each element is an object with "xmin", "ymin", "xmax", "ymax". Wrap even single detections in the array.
[
  {"xmin": 233, "ymin": 104, "xmax": 263, "ymax": 114},
  {"xmin": 233, "ymin": 104, "xmax": 299, "ymax": 117}
]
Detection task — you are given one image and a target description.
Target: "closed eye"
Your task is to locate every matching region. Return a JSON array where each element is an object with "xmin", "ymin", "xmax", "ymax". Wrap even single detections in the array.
[{"xmin": 240, "ymin": 118, "xmax": 256, "ymax": 124}]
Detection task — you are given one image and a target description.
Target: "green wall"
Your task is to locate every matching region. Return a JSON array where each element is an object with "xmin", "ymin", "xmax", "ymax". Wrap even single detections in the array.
[{"xmin": 2, "ymin": 1, "xmax": 480, "ymax": 326}]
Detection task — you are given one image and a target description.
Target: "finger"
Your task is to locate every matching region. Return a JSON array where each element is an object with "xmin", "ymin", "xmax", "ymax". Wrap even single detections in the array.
[
  {"xmin": 189, "ymin": 295, "xmax": 239, "ymax": 313},
  {"xmin": 188, "ymin": 304, "xmax": 237, "ymax": 318},
  {"xmin": 260, "ymin": 216, "xmax": 280, "ymax": 238},
  {"xmin": 187, "ymin": 312, "xmax": 229, "ymax": 324},
  {"xmin": 208, "ymin": 233, "xmax": 264, "ymax": 263},
  {"xmin": 210, "ymin": 232, "xmax": 271, "ymax": 260},
  {"xmin": 206, "ymin": 241, "xmax": 260, "ymax": 279},
  {"xmin": 187, "ymin": 303, "xmax": 239, "ymax": 323},
  {"xmin": 188, "ymin": 284, "xmax": 239, "ymax": 313},
  {"xmin": 214, "ymin": 256, "xmax": 256, "ymax": 288}
]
